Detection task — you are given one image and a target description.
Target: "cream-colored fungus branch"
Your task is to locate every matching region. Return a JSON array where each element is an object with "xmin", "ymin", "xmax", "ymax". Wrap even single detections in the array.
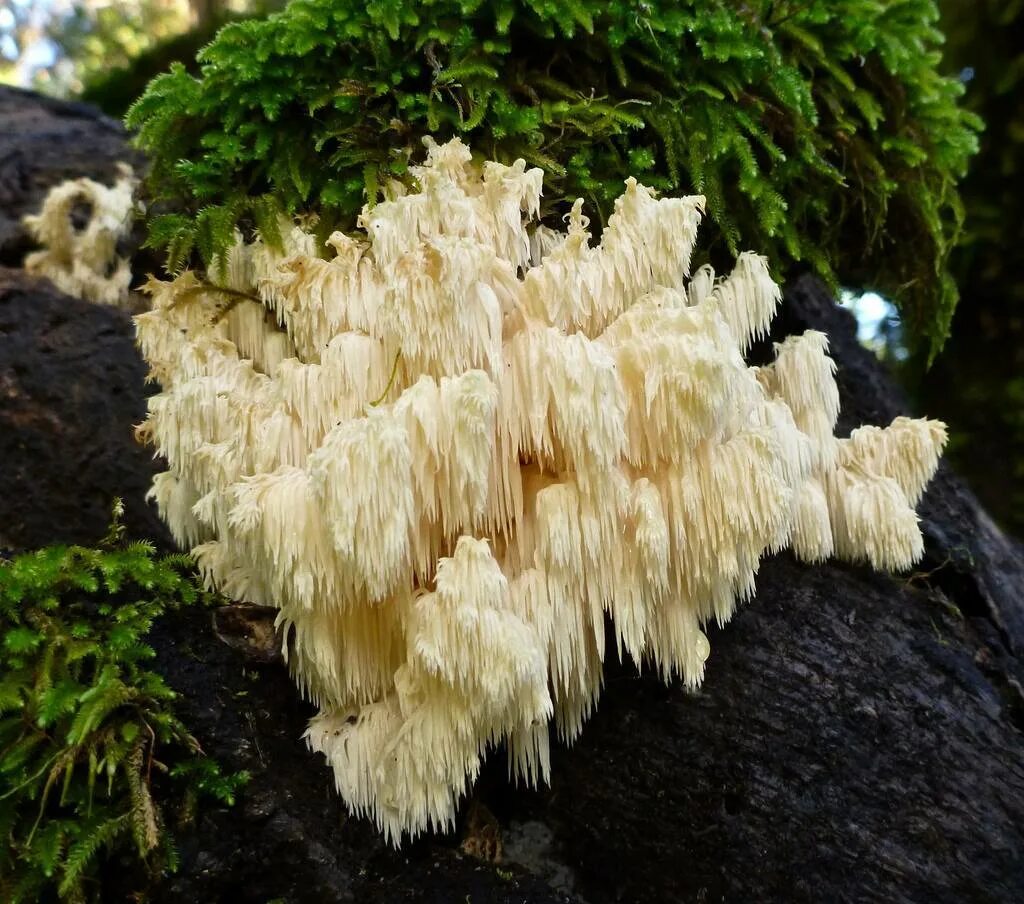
[
  {"xmin": 23, "ymin": 165, "xmax": 137, "ymax": 306},
  {"xmin": 134, "ymin": 138, "xmax": 947, "ymax": 843}
]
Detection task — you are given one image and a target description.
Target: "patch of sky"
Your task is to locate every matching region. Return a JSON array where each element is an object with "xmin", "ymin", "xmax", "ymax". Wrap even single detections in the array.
[{"xmin": 840, "ymin": 289, "xmax": 907, "ymax": 361}]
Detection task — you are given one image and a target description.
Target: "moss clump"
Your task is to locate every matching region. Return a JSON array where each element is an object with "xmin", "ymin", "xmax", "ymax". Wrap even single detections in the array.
[
  {"xmin": 127, "ymin": 0, "xmax": 979, "ymax": 359},
  {"xmin": 0, "ymin": 505, "xmax": 247, "ymax": 903}
]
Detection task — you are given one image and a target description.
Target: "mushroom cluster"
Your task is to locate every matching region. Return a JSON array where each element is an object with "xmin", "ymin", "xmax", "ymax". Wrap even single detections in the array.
[
  {"xmin": 136, "ymin": 138, "xmax": 946, "ymax": 842},
  {"xmin": 24, "ymin": 165, "xmax": 136, "ymax": 307}
]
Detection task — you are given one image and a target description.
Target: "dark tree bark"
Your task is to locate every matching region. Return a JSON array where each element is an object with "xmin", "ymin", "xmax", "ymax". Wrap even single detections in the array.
[{"xmin": 2, "ymin": 86, "xmax": 1022, "ymax": 903}]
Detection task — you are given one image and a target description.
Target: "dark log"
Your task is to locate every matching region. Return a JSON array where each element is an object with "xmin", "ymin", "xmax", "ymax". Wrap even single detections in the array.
[
  {"xmin": 1, "ymin": 87, "xmax": 1021, "ymax": 903},
  {"xmin": 0, "ymin": 267, "xmax": 170, "ymax": 550}
]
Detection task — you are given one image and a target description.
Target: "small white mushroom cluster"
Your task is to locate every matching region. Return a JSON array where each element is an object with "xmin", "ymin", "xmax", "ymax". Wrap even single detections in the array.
[
  {"xmin": 23, "ymin": 165, "xmax": 136, "ymax": 306},
  {"xmin": 135, "ymin": 138, "xmax": 946, "ymax": 842}
]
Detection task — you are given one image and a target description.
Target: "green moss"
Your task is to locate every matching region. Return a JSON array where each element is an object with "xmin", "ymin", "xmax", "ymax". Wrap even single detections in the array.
[
  {"xmin": 0, "ymin": 503, "xmax": 247, "ymax": 903},
  {"xmin": 128, "ymin": 0, "xmax": 980, "ymax": 359}
]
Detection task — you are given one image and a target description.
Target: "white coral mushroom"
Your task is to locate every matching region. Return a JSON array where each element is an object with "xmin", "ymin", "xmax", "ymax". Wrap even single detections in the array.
[
  {"xmin": 23, "ymin": 165, "xmax": 137, "ymax": 306},
  {"xmin": 135, "ymin": 138, "xmax": 947, "ymax": 843}
]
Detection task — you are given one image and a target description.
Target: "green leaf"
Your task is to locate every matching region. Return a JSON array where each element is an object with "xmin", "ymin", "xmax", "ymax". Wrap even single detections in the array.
[
  {"xmin": 58, "ymin": 813, "xmax": 131, "ymax": 898},
  {"xmin": 4, "ymin": 628, "xmax": 42, "ymax": 655},
  {"xmin": 28, "ymin": 820, "xmax": 66, "ymax": 878},
  {"xmin": 37, "ymin": 680, "xmax": 85, "ymax": 728}
]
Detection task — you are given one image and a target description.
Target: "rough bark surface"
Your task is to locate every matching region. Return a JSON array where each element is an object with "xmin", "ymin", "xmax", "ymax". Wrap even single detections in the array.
[
  {"xmin": 1, "ymin": 88, "xmax": 1022, "ymax": 903},
  {"xmin": 0, "ymin": 268, "xmax": 169, "ymax": 551}
]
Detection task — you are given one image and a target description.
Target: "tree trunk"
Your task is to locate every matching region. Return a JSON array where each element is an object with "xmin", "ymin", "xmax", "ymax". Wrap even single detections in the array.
[
  {"xmin": 2, "ymin": 86, "xmax": 1022, "ymax": 903},
  {"xmin": 189, "ymin": 0, "xmax": 218, "ymax": 31}
]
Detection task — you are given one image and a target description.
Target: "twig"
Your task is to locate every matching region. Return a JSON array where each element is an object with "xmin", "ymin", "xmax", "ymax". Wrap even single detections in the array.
[{"xmin": 369, "ymin": 351, "xmax": 402, "ymax": 406}]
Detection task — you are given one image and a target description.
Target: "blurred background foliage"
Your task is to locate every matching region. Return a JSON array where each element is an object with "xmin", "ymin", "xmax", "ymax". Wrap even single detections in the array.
[
  {"xmin": 1, "ymin": 1, "xmax": 192, "ymax": 95},
  {"xmin": 911, "ymin": 0, "xmax": 1024, "ymax": 536},
  {"xmin": 0, "ymin": 1, "xmax": 281, "ymax": 95},
  {"xmin": 1, "ymin": 0, "xmax": 1021, "ymax": 536}
]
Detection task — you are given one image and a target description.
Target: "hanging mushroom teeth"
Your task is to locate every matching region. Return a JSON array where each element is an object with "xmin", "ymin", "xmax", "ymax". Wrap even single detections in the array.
[{"xmin": 135, "ymin": 137, "xmax": 947, "ymax": 844}]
